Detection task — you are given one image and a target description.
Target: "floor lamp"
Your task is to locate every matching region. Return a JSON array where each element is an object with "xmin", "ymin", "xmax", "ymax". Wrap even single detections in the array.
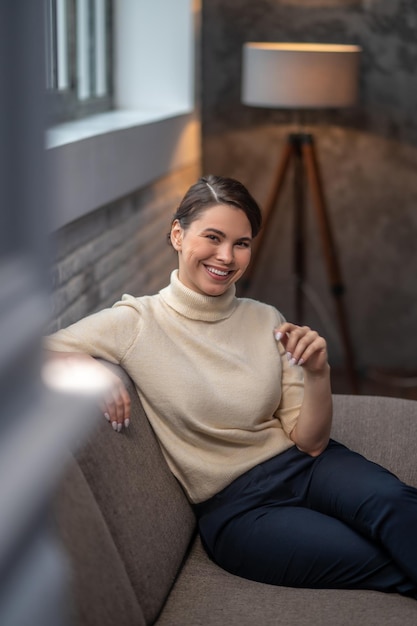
[{"xmin": 241, "ymin": 42, "xmax": 361, "ymax": 393}]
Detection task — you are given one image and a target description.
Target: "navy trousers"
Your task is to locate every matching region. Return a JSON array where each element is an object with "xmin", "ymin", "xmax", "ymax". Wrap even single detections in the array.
[{"xmin": 194, "ymin": 441, "xmax": 417, "ymax": 598}]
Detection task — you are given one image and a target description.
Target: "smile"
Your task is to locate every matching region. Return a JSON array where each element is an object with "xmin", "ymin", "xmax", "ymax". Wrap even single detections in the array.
[{"xmin": 205, "ymin": 265, "xmax": 232, "ymax": 277}]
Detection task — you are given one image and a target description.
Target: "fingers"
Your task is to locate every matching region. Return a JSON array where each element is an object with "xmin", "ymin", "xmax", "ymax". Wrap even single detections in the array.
[
  {"xmin": 274, "ymin": 323, "xmax": 328, "ymax": 371},
  {"xmin": 100, "ymin": 380, "xmax": 131, "ymax": 433}
]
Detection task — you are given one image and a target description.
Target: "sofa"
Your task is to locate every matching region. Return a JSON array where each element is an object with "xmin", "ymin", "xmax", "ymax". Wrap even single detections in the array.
[{"xmin": 55, "ymin": 363, "xmax": 417, "ymax": 626}]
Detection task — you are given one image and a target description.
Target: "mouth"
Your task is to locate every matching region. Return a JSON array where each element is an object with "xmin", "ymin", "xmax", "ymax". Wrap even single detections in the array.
[{"xmin": 204, "ymin": 265, "xmax": 234, "ymax": 280}]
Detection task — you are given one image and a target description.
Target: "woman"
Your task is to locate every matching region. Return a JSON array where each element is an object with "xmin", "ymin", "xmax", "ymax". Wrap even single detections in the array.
[{"xmin": 46, "ymin": 175, "xmax": 417, "ymax": 598}]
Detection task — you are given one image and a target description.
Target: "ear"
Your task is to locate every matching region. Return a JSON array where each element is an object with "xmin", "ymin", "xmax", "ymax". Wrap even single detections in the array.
[{"xmin": 170, "ymin": 219, "xmax": 183, "ymax": 251}]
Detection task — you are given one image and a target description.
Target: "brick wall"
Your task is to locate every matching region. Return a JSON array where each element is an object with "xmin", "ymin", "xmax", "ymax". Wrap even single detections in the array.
[{"xmin": 47, "ymin": 163, "xmax": 200, "ymax": 332}]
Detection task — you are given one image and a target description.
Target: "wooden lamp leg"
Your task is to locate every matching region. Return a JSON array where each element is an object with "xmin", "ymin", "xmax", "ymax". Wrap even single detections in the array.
[
  {"xmin": 242, "ymin": 137, "xmax": 293, "ymax": 290},
  {"xmin": 292, "ymin": 135, "xmax": 306, "ymax": 324},
  {"xmin": 302, "ymin": 135, "xmax": 358, "ymax": 394}
]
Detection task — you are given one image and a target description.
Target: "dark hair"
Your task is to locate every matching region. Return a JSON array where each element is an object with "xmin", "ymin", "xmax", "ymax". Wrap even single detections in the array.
[{"xmin": 170, "ymin": 175, "xmax": 262, "ymax": 239}]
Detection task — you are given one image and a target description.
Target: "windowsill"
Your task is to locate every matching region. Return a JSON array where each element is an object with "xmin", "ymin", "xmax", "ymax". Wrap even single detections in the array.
[
  {"xmin": 46, "ymin": 106, "xmax": 192, "ymax": 148},
  {"xmin": 46, "ymin": 107, "xmax": 201, "ymax": 232}
]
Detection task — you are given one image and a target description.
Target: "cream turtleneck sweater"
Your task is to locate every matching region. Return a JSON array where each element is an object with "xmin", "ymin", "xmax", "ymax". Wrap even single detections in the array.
[{"xmin": 45, "ymin": 270, "xmax": 304, "ymax": 503}]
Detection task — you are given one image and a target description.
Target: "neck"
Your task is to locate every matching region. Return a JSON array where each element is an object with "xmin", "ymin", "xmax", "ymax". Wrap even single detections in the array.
[{"xmin": 159, "ymin": 270, "xmax": 237, "ymax": 322}]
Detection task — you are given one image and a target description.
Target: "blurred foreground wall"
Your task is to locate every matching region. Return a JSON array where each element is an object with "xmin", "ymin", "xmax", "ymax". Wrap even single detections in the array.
[{"xmin": 0, "ymin": 2, "xmax": 94, "ymax": 625}]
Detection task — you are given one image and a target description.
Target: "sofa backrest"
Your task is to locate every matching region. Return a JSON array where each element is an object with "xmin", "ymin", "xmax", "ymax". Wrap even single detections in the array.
[
  {"xmin": 57, "ymin": 364, "xmax": 196, "ymax": 625},
  {"xmin": 332, "ymin": 394, "xmax": 417, "ymax": 488}
]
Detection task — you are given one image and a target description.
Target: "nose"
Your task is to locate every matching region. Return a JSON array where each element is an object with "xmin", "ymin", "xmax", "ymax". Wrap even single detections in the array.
[{"xmin": 216, "ymin": 242, "xmax": 234, "ymax": 265}]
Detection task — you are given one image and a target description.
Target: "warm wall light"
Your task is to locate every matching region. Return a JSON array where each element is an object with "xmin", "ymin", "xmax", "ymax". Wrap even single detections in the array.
[{"xmin": 242, "ymin": 42, "xmax": 361, "ymax": 109}]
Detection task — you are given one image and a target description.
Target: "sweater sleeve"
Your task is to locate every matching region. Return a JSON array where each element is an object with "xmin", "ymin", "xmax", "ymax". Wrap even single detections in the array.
[
  {"xmin": 272, "ymin": 310, "xmax": 304, "ymax": 436},
  {"xmin": 274, "ymin": 340, "xmax": 304, "ymax": 436},
  {"xmin": 44, "ymin": 295, "xmax": 141, "ymax": 365}
]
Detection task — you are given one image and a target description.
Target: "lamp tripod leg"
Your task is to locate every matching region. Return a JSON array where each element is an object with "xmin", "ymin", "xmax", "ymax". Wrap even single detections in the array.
[
  {"xmin": 292, "ymin": 135, "xmax": 306, "ymax": 325},
  {"xmin": 301, "ymin": 136, "xmax": 358, "ymax": 394},
  {"xmin": 242, "ymin": 137, "xmax": 293, "ymax": 290},
  {"xmin": 264, "ymin": 137, "xmax": 294, "ymax": 220}
]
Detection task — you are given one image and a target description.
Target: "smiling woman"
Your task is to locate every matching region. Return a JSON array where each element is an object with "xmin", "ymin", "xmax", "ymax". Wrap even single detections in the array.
[{"xmin": 44, "ymin": 174, "xmax": 417, "ymax": 600}]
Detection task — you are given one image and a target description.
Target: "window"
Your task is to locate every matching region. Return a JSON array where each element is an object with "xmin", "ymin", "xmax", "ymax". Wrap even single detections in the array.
[
  {"xmin": 45, "ymin": 0, "xmax": 113, "ymax": 124},
  {"xmin": 46, "ymin": 0, "xmax": 200, "ymax": 231}
]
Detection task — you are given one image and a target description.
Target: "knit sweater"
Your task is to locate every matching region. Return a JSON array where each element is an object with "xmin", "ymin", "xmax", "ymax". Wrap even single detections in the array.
[{"xmin": 45, "ymin": 270, "xmax": 304, "ymax": 503}]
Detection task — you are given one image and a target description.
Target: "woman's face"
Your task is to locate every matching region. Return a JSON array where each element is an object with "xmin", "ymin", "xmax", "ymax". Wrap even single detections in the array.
[{"xmin": 171, "ymin": 203, "xmax": 253, "ymax": 296}]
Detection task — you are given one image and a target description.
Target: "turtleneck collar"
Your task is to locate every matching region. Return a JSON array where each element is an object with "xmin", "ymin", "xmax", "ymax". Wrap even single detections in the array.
[{"xmin": 159, "ymin": 270, "xmax": 237, "ymax": 322}]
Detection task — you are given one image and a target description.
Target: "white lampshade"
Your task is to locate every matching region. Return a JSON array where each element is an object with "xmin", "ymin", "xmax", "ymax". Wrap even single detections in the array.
[{"xmin": 242, "ymin": 42, "xmax": 361, "ymax": 109}]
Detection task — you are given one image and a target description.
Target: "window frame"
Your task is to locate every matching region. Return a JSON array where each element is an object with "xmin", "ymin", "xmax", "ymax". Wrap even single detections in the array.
[{"xmin": 45, "ymin": 0, "xmax": 114, "ymax": 126}]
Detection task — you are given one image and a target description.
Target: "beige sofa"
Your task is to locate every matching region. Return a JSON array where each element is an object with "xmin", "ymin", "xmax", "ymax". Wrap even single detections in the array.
[{"xmin": 55, "ymin": 364, "xmax": 417, "ymax": 625}]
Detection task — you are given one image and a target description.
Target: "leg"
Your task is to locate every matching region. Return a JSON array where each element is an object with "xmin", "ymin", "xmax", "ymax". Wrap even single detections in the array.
[
  {"xmin": 196, "ymin": 444, "xmax": 417, "ymax": 596},
  {"xmin": 306, "ymin": 441, "xmax": 417, "ymax": 587},
  {"xmin": 211, "ymin": 504, "xmax": 416, "ymax": 596}
]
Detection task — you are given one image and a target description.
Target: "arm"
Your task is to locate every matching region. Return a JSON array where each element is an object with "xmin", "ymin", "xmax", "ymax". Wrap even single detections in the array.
[
  {"xmin": 275, "ymin": 323, "xmax": 332, "ymax": 457},
  {"xmin": 45, "ymin": 350, "xmax": 131, "ymax": 431},
  {"xmin": 43, "ymin": 302, "xmax": 140, "ymax": 431}
]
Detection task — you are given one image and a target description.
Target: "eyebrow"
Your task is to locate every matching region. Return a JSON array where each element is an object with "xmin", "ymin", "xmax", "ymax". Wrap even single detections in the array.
[{"xmin": 201, "ymin": 228, "xmax": 252, "ymax": 242}]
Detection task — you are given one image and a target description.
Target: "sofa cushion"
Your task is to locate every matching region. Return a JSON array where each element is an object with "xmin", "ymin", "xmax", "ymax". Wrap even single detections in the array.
[
  {"xmin": 55, "ymin": 459, "xmax": 145, "ymax": 626},
  {"xmin": 75, "ymin": 364, "xmax": 196, "ymax": 624},
  {"xmin": 157, "ymin": 537, "xmax": 417, "ymax": 626}
]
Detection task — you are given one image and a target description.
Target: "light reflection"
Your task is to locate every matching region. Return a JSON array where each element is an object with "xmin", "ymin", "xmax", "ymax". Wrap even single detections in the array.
[{"xmin": 42, "ymin": 359, "xmax": 112, "ymax": 396}]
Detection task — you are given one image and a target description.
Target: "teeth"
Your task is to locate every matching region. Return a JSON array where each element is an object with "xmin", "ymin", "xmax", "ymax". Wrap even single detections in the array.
[{"xmin": 207, "ymin": 267, "xmax": 229, "ymax": 276}]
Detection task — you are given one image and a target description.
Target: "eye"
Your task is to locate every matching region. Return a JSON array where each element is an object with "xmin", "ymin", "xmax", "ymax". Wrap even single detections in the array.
[
  {"xmin": 206, "ymin": 234, "xmax": 220, "ymax": 242},
  {"xmin": 236, "ymin": 240, "xmax": 251, "ymax": 248}
]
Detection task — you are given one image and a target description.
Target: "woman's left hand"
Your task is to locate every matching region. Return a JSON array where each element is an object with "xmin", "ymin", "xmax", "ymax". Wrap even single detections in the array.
[
  {"xmin": 274, "ymin": 323, "xmax": 329, "ymax": 376},
  {"xmin": 274, "ymin": 323, "xmax": 332, "ymax": 456}
]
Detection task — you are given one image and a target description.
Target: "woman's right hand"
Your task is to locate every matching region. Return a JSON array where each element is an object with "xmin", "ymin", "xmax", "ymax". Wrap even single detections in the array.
[
  {"xmin": 100, "ymin": 367, "xmax": 131, "ymax": 432},
  {"xmin": 45, "ymin": 351, "xmax": 131, "ymax": 432}
]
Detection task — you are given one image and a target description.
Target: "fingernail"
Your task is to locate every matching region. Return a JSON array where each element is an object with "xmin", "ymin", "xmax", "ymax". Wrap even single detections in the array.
[
  {"xmin": 274, "ymin": 331, "xmax": 282, "ymax": 341},
  {"xmin": 112, "ymin": 421, "xmax": 118, "ymax": 431},
  {"xmin": 289, "ymin": 357, "xmax": 298, "ymax": 367},
  {"xmin": 286, "ymin": 352, "xmax": 292, "ymax": 361},
  {"xmin": 124, "ymin": 419, "xmax": 130, "ymax": 429},
  {"xmin": 117, "ymin": 423, "xmax": 122, "ymax": 433},
  {"xmin": 298, "ymin": 358, "xmax": 305, "ymax": 366},
  {"xmin": 104, "ymin": 412, "xmax": 110, "ymax": 421}
]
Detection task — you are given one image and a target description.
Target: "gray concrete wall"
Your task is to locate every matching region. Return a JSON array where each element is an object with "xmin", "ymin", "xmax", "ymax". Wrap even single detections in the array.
[{"xmin": 201, "ymin": 0, "xmax": 417, "ymax": 371}]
